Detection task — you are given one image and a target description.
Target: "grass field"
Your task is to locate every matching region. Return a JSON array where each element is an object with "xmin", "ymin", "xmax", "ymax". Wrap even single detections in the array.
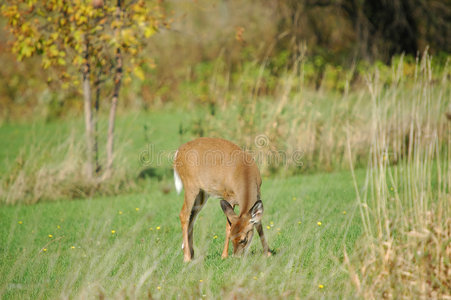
[
  {"xmin": 0, "ymin": 110, "xmax": 364, "ymax": 298},
  {"xmin": 0, "ymin": 55, "xmax": 449, "ymax": 299},
  {"xmin": 0, "ymin": 169, "xmax": 363, "ymax": 299}
]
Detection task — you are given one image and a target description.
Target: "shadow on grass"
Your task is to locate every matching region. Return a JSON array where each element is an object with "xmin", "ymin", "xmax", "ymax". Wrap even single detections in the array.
[{"xmin": 138, "ymin": 167, "xmax": 172, "ymax": 181}]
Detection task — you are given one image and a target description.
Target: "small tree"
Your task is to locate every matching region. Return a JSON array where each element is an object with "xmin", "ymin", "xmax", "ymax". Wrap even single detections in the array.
[{"xmin": 2, "ymin": 0, "xmax": 165, "ymax": 179}]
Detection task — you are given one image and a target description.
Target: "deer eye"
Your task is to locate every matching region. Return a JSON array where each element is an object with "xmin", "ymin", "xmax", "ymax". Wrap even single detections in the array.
[{"xmin": 239, "ymin": 231, "xmax": 252, "ymax": 244}]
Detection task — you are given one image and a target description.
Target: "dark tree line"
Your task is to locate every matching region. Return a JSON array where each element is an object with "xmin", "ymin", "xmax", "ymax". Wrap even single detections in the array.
[{"xmin": 276, "ymin": 0, "xmax": 450, "ymax": 63}]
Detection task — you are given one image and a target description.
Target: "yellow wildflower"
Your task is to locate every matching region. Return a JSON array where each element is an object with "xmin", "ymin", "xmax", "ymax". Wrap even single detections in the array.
[
  {"xmin": 43, "ymin": 248, "xmax": 47, "ymax": 252},
  {"xmin": 18, "ymin": 221, "xmax": 23, "ymax": 225},
  {"xmin": 266, "ymin": 226, "xmax": 270, "ymax": 229},
  {"xmin": 48, "ymin": 234, "xmax": 53, "ymax": 238},
  {"xmin": 317, "ymin": 221, "xmax": 322, "ymax": 226},
  {"xmin": 318, "ymin": 284, "xmax": 324, "ymax": 289},
  {"xmin": 135, "ymin": 208, "xmax": 140, "ymax": 211},
  {"xmin": 213, "ymin": 235, "xmax": 218, "ymax": 239},
  {"xmin": 111, "ymin": 230, "xmax": 116, "ymax": 234},
  {"xmin": 156, "ymin": 226, "xmax": 161, "ymax": 230}
]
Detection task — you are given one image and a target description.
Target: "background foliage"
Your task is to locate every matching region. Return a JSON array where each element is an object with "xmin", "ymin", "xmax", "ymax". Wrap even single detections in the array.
[
  {"xmin": 0, "ymin": 1, "xmax": 450, "ymax": 299},
  {"xmin": 1, "ymin": 0, "xmax": 449, "ymax": 121}
]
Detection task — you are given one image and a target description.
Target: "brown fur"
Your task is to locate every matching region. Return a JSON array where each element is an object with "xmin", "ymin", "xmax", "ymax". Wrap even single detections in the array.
[{"xmin": 174, "ymin": 137, "xmax": 271, "ymax": 261}]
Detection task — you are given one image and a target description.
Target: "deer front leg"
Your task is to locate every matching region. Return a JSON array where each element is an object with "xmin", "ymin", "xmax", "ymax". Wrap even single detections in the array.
[
  {"xmin": 221, "ymin": 219, "xmax": 231, "ymax": 259},
  {"xmin": 256, "ymin": 222, "xmax": 271, "ymax": 256}
]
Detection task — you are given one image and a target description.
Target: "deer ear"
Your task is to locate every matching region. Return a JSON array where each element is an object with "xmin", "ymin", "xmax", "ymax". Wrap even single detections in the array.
[
  {"xmin": 249, "ymin": 200, "xmax": 263, "ymax": 224},
  {"xmin": 220, "ymin": 200, "xmax": 237, "ymax": 223}
]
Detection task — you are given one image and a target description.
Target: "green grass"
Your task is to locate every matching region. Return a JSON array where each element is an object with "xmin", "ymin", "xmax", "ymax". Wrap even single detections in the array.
[
  {"xmin": 1, "ymin": 52, "xmax": 447, "ymax": 297},
  {"xmin": 0, "ymin": 107, "xmax": 194, "ymax": 175},
  {"xmin": 0, "ymin": 108, "xmax": 203, "ymax": 204},
  {"xmin": 0, "ymin": 168, "xmax": 363, "ymax": 298},
  {"xmin": 0, "ymin": 107, "xmax": 365, "ymax": 298}
]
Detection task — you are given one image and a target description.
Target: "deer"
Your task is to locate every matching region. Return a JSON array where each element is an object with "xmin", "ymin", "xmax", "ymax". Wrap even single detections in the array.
[{"xmin": 173, "ymin": 137, "xmax": 271, "ymax": 262}]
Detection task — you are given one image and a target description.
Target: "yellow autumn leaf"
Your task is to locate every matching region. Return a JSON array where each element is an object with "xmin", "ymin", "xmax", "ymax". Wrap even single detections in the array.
[
  {"xmin": 144, "ymin": 26, "xmax": 155, "ymax": 38},
  {"xmin": 133, "ymin": 66, "xmax": 145, "ymax": 80}
]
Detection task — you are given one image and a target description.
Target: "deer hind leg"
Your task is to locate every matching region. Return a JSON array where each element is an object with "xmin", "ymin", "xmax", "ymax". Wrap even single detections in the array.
[
  {"xmin": 256, "ymin": 222, "xmax": 271, "ymax": 256},
  {"xmin": 187, "ymin": 190, "xmax": 207, "ymax": 259},
  {"xmin": 179, "ymin": 188, "xmax": 198, "ymax": 262}
]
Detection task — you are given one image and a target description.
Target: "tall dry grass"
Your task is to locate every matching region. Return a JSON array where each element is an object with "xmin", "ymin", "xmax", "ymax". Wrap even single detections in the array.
[
  {"xmin": 0, "ymin": 132, "xmax": 134, "ymax": 205},
  {"xmin": 2, "ymin": 53, "xmax": 448, "ymax": 205},
  {"xmin": 203, "ymin": 54, "xmax": 450, "ymax": 175},
  {"xmin": 344, "ymin": 53, "xmax": 450, "ymax": 299}
]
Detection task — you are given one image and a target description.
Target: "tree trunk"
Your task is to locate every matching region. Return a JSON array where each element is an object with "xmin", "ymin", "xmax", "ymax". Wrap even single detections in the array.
[
  {"xmin": 105, "ymin": 0, "xmax": 123, "ymax": 178},
  {"xmin": 82, "ymin": 37, "xmax": 94, "ymax": 179},
  {"xmin": 105, "ymin": 69, "xmax": 120, "ymax": 176},
  {"xmin": 94, "ymin": 73, "xmax": 101, "ymax": 174}
]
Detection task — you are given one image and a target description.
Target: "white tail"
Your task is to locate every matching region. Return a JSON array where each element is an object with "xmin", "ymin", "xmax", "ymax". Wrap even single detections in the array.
[
  {"xmin": 173, "ymin": 151, "xmax": 183, "ymax": 194},
  {"xmin": 173, "ymin": 137, "xmax": 271, "ymax": 262}
]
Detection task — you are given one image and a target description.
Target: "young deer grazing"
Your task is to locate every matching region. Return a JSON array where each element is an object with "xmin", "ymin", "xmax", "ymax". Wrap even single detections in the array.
[{"xmin": 174, "ymin": 137, "xmax": 271, "ymax": 262}]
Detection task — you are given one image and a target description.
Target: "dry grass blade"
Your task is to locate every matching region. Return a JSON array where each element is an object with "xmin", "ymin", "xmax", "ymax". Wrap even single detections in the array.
[{"xmin": 344, "ymin": 53, "xmax": 451, "ymax": 299}]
